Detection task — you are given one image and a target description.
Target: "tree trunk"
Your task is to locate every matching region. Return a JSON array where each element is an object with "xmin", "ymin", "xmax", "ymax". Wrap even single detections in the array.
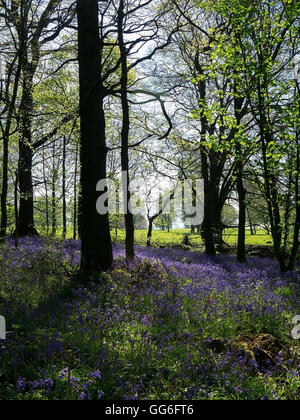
[
  {"xmin": 198, "ymin": 69, "xmax": 216, "ymax": 256},
  {"xmin": 236, "ymin": 168, "xmax": 246, "ymax": 262},
  {"xmin": 51, "ymin": 142, "xmax": 57, "ymax": 236},
  {"xmin": 18, "ymin": 60, "xmax": 38, "ymax": 237},
  {"xmin": 259, "ymin": 109, "xmax": 287, "ymax": 271},
  {"xmin": 235, "ymin": 95, "xmax": 246, "ymax": 263},
  {"xmin": 288, "ymin": 93, "xmax": 300, "ymax": 271},
  {"xmin": 42, "ymin": 145, "xmax": 49, "ymax": 235},
  {"xmin": 0, "ymin": 135, "xmax": 9, "ymax": 239},
  {"xmin": 147, "ymin": 218, "xmax": 153, "ymax": 247},
  {"xmin": 73, "ymin": 142, "xmax": 79, "ymax": 240},
  {"xmin": 18, "ymin": 141, "xmax": 37, "ymax": 236},
  {"xmin": 14, "ymin": 169, "xmax": 19, "ymax": 248},
  {"xmin": 62, "ymin": 136, "xmax": 67, "ymax": 239},
  {"xmin": 77, "ymin": 0, "xmax": 113, "ymax": 274},
  {"xmin": 0, "ymin": 60, "xmax": 21, "ymax": 238},
  {"xmin": 247, "ymin": 207, "xmax": 255, "ymax": 235},
  {"xmin": 118, "ymin": 0, "xmax": 135, "ymax": 260}
]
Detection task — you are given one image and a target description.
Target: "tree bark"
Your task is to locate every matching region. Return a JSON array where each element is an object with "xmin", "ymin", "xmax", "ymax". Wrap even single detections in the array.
[
  {"xmin": 42, "ymin": 145, "xmax": 49, "ymax": 235},
  {"xmin": 288, "ymin": 84, "xmax": 300, "ymax": 271},
  {"xmin": 0, "ymin": 58, "xmax": 21, "ymax": 238},
  {"xmin": 0, "ymin": 134, "xmax": 9, "ymax": 239},
  {"xmin": 17, "ymin": 3, "xmax": 39, "ymax": 237},
  {"xmin": 147, "ymin": 218, "xmax": 154, "ymax": 247},
  {"xmin": 77, "ymin": 0, "xmax": 113, "ymax": 274},
  {"xmin": 73, "ymin": 142, "xmax": 79, "ymax": 240},
  {"xmin": 197, "ymin": 61, "xmax": 216, "ymax": 256},
  {"xmin": 118, "ymin": 0, "xmax": 135, "ymax": 260},
  {"xmin": 62, "ymin": 136, "xmax": 67, "ymax": 239},
  {"xmin": 18, "ymin": 140, "xmax": 37, "ymax": 236},
  {"xmin": 14, "ymin": 169, "xmax": 19, "ymax": 248},
  {"xmin": 236, "ymin": 166, "xmax": 246, "ymax": 262},
  {"xmin": 51, "ymin": 142, "xmax": 57, "ymax": 236},
  {"xmin": 235, "ymin": 95, "xmax": 246, "ymax": 263},
  {"xmin": 247, "ymin": 207, "xmax": 255, "ymax": 235}
]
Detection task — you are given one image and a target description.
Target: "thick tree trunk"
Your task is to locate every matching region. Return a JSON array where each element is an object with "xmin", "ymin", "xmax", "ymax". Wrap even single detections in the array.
[
  {"xmin": 198, "ymin": 72, "xmax": 216, "ymax": 256},
  {"xmin": 18, "ymin": 60, "xmax": 38, "ymax": 237},
  {"xmin": 201, "ymin": 186, "xmax": 224, "ymax": 255},
  {"xmin": 77, "ymin": 0, "xmax": 113, "ymax": 274},
  {"xmin": 195, "ymin": 52, "xmax": 232, "ymax": 255},
  {"xmin": 212, "ymin": 202, "xmax": 226, "ymax": 252},
  {"xmin": 18, "ymin": 141, "xmax": 37, "ymax": 236}
]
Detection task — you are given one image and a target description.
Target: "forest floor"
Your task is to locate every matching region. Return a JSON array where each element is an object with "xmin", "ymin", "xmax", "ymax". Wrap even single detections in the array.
[{"xmin": 0, "ymin": 237, "xmax": 299, "ymax": 400}]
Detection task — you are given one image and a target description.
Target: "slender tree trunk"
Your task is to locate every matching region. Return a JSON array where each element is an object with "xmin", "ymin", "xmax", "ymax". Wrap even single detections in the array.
[
  {"xmin": 73, "ymin": 142, "xmax": 78, "ymax": 240},
  {"xmin": 51, "ymin": 142, "xmax": 57, "ymax": 236},
  {"xmin": 1, "ymin": 135, "xmax": 9, "ymax": 239},
  {"xmin": 42, "ymin": 145, "xmax": 49, "ymax": 235},
  {"xmin": 77, "ymin": 0, "xmax": 113, "ymax": 274},
  {"xmin": 147, "ymin": 218, "xmax": 153, "ymax": 247},
  {"xmin": 288, "ymin": 88, "xmax": 300, "ymax": 271},
  {"xmin": 235, "ymin": 95, "xmax": 246, "ymax": 263},
  {"xmin": 236, "ymin": 168, "xmax": 246, "ymax": 262},
  {"xmin": 62, "ymin": 136, "xmax": 67, "ymax": 239},
  {"xmin": 118, "ymin": 0, "xmax": 135, "ymax": 260},
  {"xmin": 0, "ymin": 59, "xmax": 21, "ymax": 238},
  {"xmin": 146, "ymin": 193, "xmax": 174, "ymax": 247},
  {"xmin": 247, "ymin": 207, "xmax": 255, "ymax": 235},
  {"xmin": 14, "ymin": 169, "xmax": 19, "ymax": 248},
  {"xmin": 259, "ymin": 109, "xmax": 287, "ymax": 271},
  {"xmin": 283, "ymin": 168, "xmax": 292, "ymax": 252}
]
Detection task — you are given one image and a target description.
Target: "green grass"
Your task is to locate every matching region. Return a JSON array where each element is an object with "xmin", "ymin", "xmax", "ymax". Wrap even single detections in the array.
[
  {"xmin": 36, "ymin": 226, "xmax": 273, "ymax": 250},
  {"xmin": 111, "ymin": 228, "xmax": 272, "ymax": 249}
]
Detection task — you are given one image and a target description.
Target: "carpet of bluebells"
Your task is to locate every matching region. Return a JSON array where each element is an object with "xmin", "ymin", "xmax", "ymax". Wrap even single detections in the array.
[{"xmin": 0, "ymin": 237, "xmax": 299, "ymax": 400}]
